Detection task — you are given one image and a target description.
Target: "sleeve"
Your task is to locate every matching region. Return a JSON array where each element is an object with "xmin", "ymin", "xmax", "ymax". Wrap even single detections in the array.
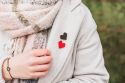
[
  {"xmin": 57, "ymin": 4, "xmax": 109, "ymax": 83},
  {"xmin": 0, "ymin": 56, "xmax": 9, "ymax": 83},
  {"xmin": 0, "ymin": 31, "xmax": 10, "ymax": 83}
]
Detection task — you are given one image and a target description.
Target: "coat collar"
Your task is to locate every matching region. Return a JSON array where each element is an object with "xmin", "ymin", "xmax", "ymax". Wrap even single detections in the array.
[
  {"xmin": 63, "ymin": 0, "xmax": 81, "ymax": 12},
  {"xmin": 70, "ymin": 0, "xmax": 81, "ymax": 11}
]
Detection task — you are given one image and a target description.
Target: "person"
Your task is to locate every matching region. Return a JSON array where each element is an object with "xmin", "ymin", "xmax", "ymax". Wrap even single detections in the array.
[{"xmin": 0, "ymin": 0, "xmax": 109, "ymax": 83}]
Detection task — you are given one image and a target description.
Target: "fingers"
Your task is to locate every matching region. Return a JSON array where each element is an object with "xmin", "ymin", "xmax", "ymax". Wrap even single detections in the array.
[
  {"xmin": 31, "ymin": 49, "xmax": 51, "ymax": 57},
  {"xmin": 30, "ymin": 71, "xmax": 49, "ymax": 78},
  {"xmin": 30, "ymin": 63, "xmax": 51, "ymax": 72},
  {"xmin": 31, "ymin": 55, "xmax": 52, "ymax": 66}
]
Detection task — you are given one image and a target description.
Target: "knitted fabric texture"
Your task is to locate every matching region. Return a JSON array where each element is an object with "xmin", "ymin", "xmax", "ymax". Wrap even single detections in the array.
[{"xmin": 0, "ymin": 0, "xmax": 62, "ymax": 83}]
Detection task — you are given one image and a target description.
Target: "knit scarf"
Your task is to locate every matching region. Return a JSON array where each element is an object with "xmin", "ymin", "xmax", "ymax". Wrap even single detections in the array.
[{"xmin": 0, "ymin": 0, "xmax": 62, "ymax": 83}]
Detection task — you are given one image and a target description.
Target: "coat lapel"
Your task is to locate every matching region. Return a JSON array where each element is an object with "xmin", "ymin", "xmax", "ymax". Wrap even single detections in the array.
[{"xmin": 38, "ymin": 0, "xmax": 84, "ymax": 83}]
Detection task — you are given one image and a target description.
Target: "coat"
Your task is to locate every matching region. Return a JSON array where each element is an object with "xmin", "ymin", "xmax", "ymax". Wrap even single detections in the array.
[{"xmin": 0, "ymin": 0, "xmax": 109, "ymax": 83}]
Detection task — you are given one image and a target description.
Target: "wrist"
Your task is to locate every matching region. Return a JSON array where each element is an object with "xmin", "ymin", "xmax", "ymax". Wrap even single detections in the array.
[{"xmin": 2, "ymin": 58, "xmax": 13, "ymax": 81}]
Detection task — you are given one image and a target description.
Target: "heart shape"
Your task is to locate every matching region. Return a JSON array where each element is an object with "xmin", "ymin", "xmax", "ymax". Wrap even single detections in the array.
[
  {"xmin": 58, "ymin": 41, "xmax": 65, "ymax": 48},
  {"xmin": 60, "ymin": 32, "xmax": 67, "ymax": 40}
]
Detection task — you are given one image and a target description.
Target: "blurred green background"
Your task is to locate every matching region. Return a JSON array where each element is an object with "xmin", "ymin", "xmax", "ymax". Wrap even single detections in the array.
[{"xmin": 83, "ymin": 0, "xmax": 125, "ymax": 83}]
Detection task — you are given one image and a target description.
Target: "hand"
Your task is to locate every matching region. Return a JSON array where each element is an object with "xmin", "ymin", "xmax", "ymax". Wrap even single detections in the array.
[{"xmin": 8, "ymin": 49, "xmax": 52, "ymax": 79}]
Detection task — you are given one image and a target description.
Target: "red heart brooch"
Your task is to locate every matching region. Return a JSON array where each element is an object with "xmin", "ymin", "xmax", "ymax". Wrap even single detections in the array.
[
  {"xmin": 58, "ymin": 32, "xmax": 67, "ymax": 49},
  {"xmin": 58, "ymin": 41, "xmax": 65, "ymax": 48}
]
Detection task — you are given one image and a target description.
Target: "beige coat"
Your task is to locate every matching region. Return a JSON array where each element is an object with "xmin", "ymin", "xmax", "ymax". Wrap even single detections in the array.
[{"xmin": 0, "ymin": 0, "xmax": 109, "ymax": 83}]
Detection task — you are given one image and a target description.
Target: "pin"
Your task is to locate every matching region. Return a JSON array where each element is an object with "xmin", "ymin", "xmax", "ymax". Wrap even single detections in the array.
[
  {"xmin": 58, "ymin": 40, "xmax": 65, "ymax": 48},
  {"xmin": 58, "ymin": 32, "xmax": 67, "ymax": 49},
  {"xmin": 60, "ymin": 32, "xmax": 67, "ymax": 40}
]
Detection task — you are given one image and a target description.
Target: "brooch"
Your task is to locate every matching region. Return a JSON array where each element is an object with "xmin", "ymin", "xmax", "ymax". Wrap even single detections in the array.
[{"xmin": 58, "ymin": 32, "xmax": 67, "ymax": 49}]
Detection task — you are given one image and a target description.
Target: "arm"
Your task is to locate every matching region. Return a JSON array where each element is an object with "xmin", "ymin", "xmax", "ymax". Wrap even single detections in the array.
[
  {"xmin": 0, "ymin": 32, "xmax": 6, "ymax": 83},
  {"xmin": 0, "ymin": 56, "xmax": 11, "ymax": 83},
  {"xmin": 0, "ymin": 32, "xmax": 12, "ymax": 83},
  {"xmin": 57, "ymin": 4, "xmax": 109, "ymax": 83}
]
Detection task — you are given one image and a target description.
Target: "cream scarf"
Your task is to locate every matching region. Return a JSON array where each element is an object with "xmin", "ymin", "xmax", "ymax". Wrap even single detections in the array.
[
  {"xmin": 0, "ymin": 0, "xmax": 62, "ymax": 82},
  {"xmin": 0, "ymin": 0, "xmax": 62, "ymax": 56}
]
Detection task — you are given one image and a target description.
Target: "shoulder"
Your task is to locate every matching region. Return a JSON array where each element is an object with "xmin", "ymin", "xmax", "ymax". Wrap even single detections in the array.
[
  {"xmin": 71, "ymin": 2, "xmax": 97, "ymax": 32},
  {"xmin": 74, "ymin": 3, "xmax": 98, "ymax": 45},
  {"xmin": 77, "ymin": 3, "xmax": 97, "ymax": 36}
]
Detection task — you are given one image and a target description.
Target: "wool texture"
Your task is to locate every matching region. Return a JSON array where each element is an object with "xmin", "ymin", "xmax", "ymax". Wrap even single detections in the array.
[{"xmin": 0, "ymin": 0, "xmax": 63, "ymax": 83}]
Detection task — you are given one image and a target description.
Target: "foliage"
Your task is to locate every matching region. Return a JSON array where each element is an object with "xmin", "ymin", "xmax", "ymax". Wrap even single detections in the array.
[{"xmin": 83, "ymin": 1, "xmax": 125, "ymax": 83}]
